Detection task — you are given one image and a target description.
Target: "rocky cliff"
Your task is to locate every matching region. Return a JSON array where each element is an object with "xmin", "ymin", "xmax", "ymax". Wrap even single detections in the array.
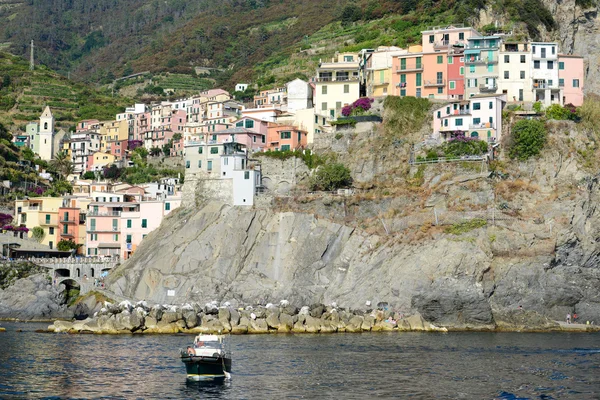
[{"xmin": 106, "ymin": 120, "xmax": 600, "ymax": 329}]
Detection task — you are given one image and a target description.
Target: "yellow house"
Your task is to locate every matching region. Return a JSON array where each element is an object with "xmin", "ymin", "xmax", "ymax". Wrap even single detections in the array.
[
  {"xmin": 99, "ymin": 120, "xmax": 128, "ymax": 152},
  {"xmin": 14, "ymin": 197, "xmax": 64, "ymax": 249},
  {"xmin": 89, "ymin": 151, "xmax": 116, "ymax": 172},
  {"xmin": 314, "ymin": 52, "xmax": 361, "ymax": 119}
]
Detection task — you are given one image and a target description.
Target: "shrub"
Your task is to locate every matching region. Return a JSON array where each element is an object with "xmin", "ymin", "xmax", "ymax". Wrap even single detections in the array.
[
  {"xmin": 383, "ymin": 96, "xmax": 431, "ymax": 134},
  {"xmin": 310, "ymin": 163, "xmax": 352, "ymax": 191},
  {"xmin": 31, "ymin": 226, "xmax": 45, "ymax": 242},
  {"xmin": 533, "ymin": 101, "xmax": 543, "ymax": 114},
  {"xmin": 442, "ymin": 133, "xmax": 488, "ymax": 157},
  {"xmin": 445, "ymin": 219, "xmax": 487, "ymax": 235},
  {"xmin": 509, "ymin": 119, "xmax": 547, "ymax": 160},
  {"xmin": 578, "ymin": 95, "xmax": 600, "ymax": 133},
  {"xmin": 545, "ymin": 104, "xmax": 571, "ymax": 120}
]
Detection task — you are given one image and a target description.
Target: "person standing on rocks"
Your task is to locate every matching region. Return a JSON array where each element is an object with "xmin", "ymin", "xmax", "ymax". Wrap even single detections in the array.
[
  {"xmin": 566, "ymin": 313, "xmax": 571, "ymax": 324},
  {"xmin": 573, "ymin": 313, "xmax": 578, "ymax": 323}
]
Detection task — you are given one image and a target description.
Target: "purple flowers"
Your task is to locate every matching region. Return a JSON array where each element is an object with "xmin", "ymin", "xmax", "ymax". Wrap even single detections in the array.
[
  {"xmin": 341, "ymin": 97, "xmax": 374, "ymax": 117},
  {"xmin": 448, "ymin": 131, "xmax": 478, "ymax": 143},
  {"xmin": 128, "ymin": 140, "xmax": 144, "ymax": 150}
]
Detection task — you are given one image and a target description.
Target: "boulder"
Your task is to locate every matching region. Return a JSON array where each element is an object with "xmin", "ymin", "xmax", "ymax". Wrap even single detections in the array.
[
  {"xmin": 53, "ymin": 320, "xmax": 74, "ymax": 333},
  {"xmin": 231, "ymin": 324, "xmax": 248, "ymax": 334},
  {"xmin": 278, "ymin": 313, "xmax": 294, "ymax": 332},
  {"xmin": 405, "ymin": 313, "xmax": 426, "ymax": 331},
  {"xmin": 230, "ymin": 309, "xmax": 240, "ymax": 326},
  {"xmin": 304, "ymin": 316, "xmax": 321, "ymax": 333},
  {"xmin": 346, "ymin": 316, "xmax": 364, "ymax": 333},
  {"xmin": 361, "ymin": 315, "xmax": 375, "ymax": 331},
  {"xmin": 249, "ymin": 318, "xmax": 269, "ymax": 333},
  {"xmin": 144, "ymin": 316, "xmax": 158, "ymax": 329},
  {"xmin": 160, "ymin": 311, "xmax": 179, "ymax": 324},
  {"xmin": 148, "ymin": 306, "xmax": 164, "ymax": 321},
  {"xmin": 266, "ymin": 313, "xmax": 280, "ymax": 330},
  {"xmin": 319, "ymin": 320, "xmax": 337, "ymax": 333},
  {"xmin": 310, "ymin": 304, "xmax": 325, "ymax": 318},
  {"xmin": 291, "ymin": 321, "xmax": 306, "ymax": 333},
  {"xmin": 181, "ymin": 310, "xmax": 197, "ymax": 328}
]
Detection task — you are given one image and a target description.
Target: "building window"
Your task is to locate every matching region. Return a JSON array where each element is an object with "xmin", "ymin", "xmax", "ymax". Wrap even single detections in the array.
[
  {"xmin": 416, "ymin": 73, "xmax": 422, "ymax": 87},
  {"xmin": 45, "ymin": 214, "xmax": 51, "ymax": 224},
  {"xmin": 126, "ymin": 234, "xmax": 132, "ymax": 243},
  {"xmin": 336, "ymin": 101, "xmax": 342, "ymax": 110},
  {"xmin": 573, "ymin": 79, "xmax": 580, "ymax": 88},
  {"xmin": 223, "ymin": 157, "xmax": 229, "ymax": 166},
  {"xmin": 437, "ymin": 55, "xmax": 443, "ymax": 64},
  {"xmin": 114, "ymin": 234, "xmax": 119, "ymax": 241},
  {"xmin": 487, "ymin": 65, "xmax": 493, "ymax": 72},
  {"xmin": 449, "ymin": 81, "xmax": 456, "ymax": 90},
  {"xmin": 437, "ymin": 87, "xmax": 443, "ymax": 94},
  {"xmin": 473, "ymin": 118, "xmax": 481, "ymax": 125},
  {"xmin": 186, "ymin": 160, "xmax": 190, "ymax": 168},
  {"xmin": 49, "ymin": 241, "xmax": 53, "ymax": 249},
  {"xmin": 49, "ymin": 227, "xmax": 54, "ymax": 235},
  {"xmin": 448, "ymin": 56, "xmax": 453, "ymax": 64},
  {"xmin": 504, "ymin": 71, "xmax": 509, "ymax": 79},
  {"xmin": 245, "ymin": 119, "xmax": 254, "ymax": 129},
  {"xmin": 127, "ymin": 219, "xmax": 132, "ymax": 228},
  {"xmin": 469, "ymin": 65, "xmax": 475, "ymax": 73},
  {"xmin": 455, "ymin": 118, "xmax": 463, "ymax": 126},
  {"xmin": 504, "ymin": 55, "xmax": 510, "ymax": 63},
  {"xmin": 429, "ymin": 35, "xmax": 434, "ymax": 43},
  {"xmin": 281, "ymin": 145, "xmax": 291, "ymax": 151},
  {"xmin": 459, "ymin": 66, "xmax": 464, "ymax": 75},
  {"xmin": 559, "ymin": 61, "xmax": 565, "ymax": 70},
  {"xmin": 210, "ymin": 147, "xmax": 219, "ymax": 154},
  {"xmin": 142, "ymin": 219, "xmax": 147, "ymax": 228},
  {"xmin": 548, "ymin": 79, "xmax": 553, "ymax": 87},
  {"xmin": 322, "ymin": 86, "xmax": 327, "ymax": 95},
  {"xmin": 547, "ymin": 61, "xmax": 554, "ymax": 69},
  {"xmin": 321, "ymin": 102, "xmax": 327, "ymax": 111},
  {"xmin": 489, "ymin": 101, "xmax": 493, "ymax": 109},
  {"xmin": 343, "ymin": 84, "xmax": 349, "ymax": 94},
  {"xmin": 473, "ymin": 102, "xmax": 480, "ymax": 110},
  {"xmin": 559, "ymin": 78, "xmax": 564, "ymax": 87},
  {"xmin": 280, "ymin": 131, "xmax": 291, "ymax": 139},
  {"xmin": 400, "ymin": 89, "xmax": 406, "ymax": 96},
  {"xmin": 520, "ymin": 71, "xmax": 525, "ymax": 79},
  {"xmin": 198, "ymin": 160, "xmax": 202, "ymax": 168},
  {"xmin": 459, "ymin": 32, "xmax": 464, "ymax": 40},
  {"xmin": 437, "ymin": 111, "xmax": 441, "ymax": 118},
  {"xmin": 519, "ymin": 89, "xmax": 523, "ymax": 101},
  {"xmin": 207, "ymin": 160, "xmax": 212, "ymax": 171},
  {"xmin": 534, "ymin": 60, "xmax": 540, "ymax": 69}
]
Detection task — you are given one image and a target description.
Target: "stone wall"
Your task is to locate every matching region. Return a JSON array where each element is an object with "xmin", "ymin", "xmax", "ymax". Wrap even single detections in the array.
[{"xmin": 258, "ymin": 156, "xmax": 310, "ymax": 194}]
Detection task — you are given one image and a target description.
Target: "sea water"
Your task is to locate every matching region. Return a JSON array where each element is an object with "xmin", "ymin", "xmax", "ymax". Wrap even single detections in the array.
[{"xmin": 0, "ymin": 322, "xmax": 599, "ymax": 399}]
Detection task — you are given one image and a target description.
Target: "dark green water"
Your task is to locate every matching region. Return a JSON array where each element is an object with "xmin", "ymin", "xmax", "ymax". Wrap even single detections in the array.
[{"xmin": 0, "ymin": 322, "xmax": 599, "ymax": 399}]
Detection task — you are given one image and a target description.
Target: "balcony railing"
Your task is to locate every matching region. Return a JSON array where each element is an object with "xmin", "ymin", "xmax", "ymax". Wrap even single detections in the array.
[
  {"xmin": 60, "ymin": 231, "xmax": 75, "ymax": 238},
  {"xmin": 60, "ymin": 218, "xmax": 76, "ymax": 224},
  {"xmin": 424, "ymin": 79, "xmax": 446, "ymax": 87},
  {"xmin": 465, "ymin": 58, "xmax": 497, "ymax": 65},
  {"xmin": 445, "ymin": 109, "xmax": 471, "ymax": 116},
  {"xmin": 479, "ymin": 85, "xmax": 498, "ymax": 93},
  {"xmin": 88, "ymin": 227, "xmax": 120, "ymax": 233},
  {"xmin": 396, "ymin": 64, "xmax": 423, "ymax": 72},
  {"xmin": 469, "ymin": 123, "xmax": 496, "ymax": 130},
  {"xmin": 533, "ymin": 83, "xmax": 559, "ymax": 90},
  {"xmin": 87, "ymin": 211, "xmax": 122, "ymax": 217},
  {"xmin": 39, "ymin": 217, "xmax": 57, "ymax": 226},
  {"xmin": 316, "ymin": 76, "xmax": 359, "ymax": 82}
]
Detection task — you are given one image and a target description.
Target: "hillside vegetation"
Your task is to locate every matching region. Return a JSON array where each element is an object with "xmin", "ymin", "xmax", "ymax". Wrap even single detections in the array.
[{"xmin": 0, "ymin": 0, "xmax": 559, "ymax": 89}]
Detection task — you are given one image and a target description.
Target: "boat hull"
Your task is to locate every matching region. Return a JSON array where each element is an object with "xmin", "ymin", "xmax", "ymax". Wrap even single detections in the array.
[{"xmin": 181, "ymin": 355, "xmax": 232, "ymax": 381}]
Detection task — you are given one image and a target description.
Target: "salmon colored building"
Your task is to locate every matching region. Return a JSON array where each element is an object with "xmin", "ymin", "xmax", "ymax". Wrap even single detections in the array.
[
  {"xmin": 266, "ymin": 125, "xmax": 308, "ymax": 151},
  {"xmin": 58, "ymin": 206, "xmax": 86, "ymax": 255},
  {"xmin": 447, "ymin": 51, "xmax": 466, "ymax": 99}
]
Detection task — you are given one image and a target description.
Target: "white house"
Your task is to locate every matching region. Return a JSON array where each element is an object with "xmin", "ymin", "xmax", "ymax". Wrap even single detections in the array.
[
  {"xmin": 433, "ymin": 94, "xmax": 506, "ymax": 143},
  {"xmin": 235, "ymin": 83, "xmax": 249, "ymax": 92},
  {"xmin": 286, "ymin": 79, "xmax": 313, "ymax": 113},
  {"xmin": 530, "ymin": 42, "xmax": 562, "ymax": 106}
]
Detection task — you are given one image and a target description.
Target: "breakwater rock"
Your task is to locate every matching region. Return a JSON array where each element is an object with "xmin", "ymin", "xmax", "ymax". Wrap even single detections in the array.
[{"xmin": 48, "ymin": 300, "xmax": 449, "ymax": 334}]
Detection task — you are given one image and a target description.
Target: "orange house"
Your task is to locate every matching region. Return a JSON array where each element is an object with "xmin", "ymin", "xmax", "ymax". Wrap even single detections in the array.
[
  {"xmin": 58, "ymin": 207, "xmax": 86, "ymax": 255},
  {"xmin": 266, "ymin": 125, "xmax": 308, "ymax": 151}
]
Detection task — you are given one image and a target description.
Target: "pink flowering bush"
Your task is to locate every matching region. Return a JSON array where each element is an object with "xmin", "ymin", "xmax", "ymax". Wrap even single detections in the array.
[{"xmin": 341, "ymin": 97, "xmax": 374, "ymax": 117}]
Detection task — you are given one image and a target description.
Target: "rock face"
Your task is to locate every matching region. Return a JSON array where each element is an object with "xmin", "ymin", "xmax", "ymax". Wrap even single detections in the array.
[{"xmin": 0, "ymin": 274, "xmax": 73, "ymax": 320}]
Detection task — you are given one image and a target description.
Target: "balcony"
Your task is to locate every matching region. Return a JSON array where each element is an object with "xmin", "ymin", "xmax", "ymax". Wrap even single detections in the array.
[
  {"xmin": 87, "ymin": 211, "xmax": 122, "ymax": 217},
  {"xmin": 533, "ymin": 82, "xmax": 559, "ymax": 90},
  {"xmin": 60, "ymin": 230, "xmax": 76, "ymax": 238},
  {"xmin": 445, "ymin": 109, "xmax": 471, "ymax": 116},
  {"xmin": 479, "ymin": 85, "xmax": 498, "ymax": 93},
  {"xmin": 60, "ymin": 218, "xmax": 77, "ymax": 224},
  {"xmin": 424, "ymin": 79, "xmax": 446, "ymax": 87},
  {"xmin": 469, "ymin": 123, "xmax": 496, "ymax": 130},
  {"xmin": 88, "ymin": 227, "xmax": 120, "ymax": 233},
  {"xmin": 434, "ymin": 40, "xmax": 451, "ymax": 49},
  {"xmin": 396, "ymin": 64, "xmax": 423, "ymax": 72},
  {"xmin": 39, "ymin": 217, "xmax": 57, "ymax": 226},
  {"xmin": 465, "ymin": 57, "xmax": 497, "ymax": 65},
  {"xmin": 315, "ymin": 76, "xmax": 359, "ymax": 82}
]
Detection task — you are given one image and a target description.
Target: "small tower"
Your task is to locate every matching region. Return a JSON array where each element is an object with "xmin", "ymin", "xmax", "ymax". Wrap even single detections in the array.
[
  {"xmin": 29, "ymin": 40, "xmax": 34, "ymax": 71},
  {"xmin": 38, "ymin": 106, "xmax": 54, "ymax": 160}
]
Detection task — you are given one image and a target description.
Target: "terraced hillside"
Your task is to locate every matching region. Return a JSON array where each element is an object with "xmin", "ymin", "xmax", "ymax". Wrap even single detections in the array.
[{"xmin": 0, "ymin": 52, "xmax": 131, "ymax": 131}]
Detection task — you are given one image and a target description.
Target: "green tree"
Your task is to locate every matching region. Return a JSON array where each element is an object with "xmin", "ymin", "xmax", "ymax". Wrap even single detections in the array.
[
  {"xmin": 150, "ymin": 147, "xmax": 162, "ymax": 157},
  {"xmin": 50, "ymin": 151, "xmax": 74, "ymax": 179},
  {"xmin": 57, "ymin": 239, "xmax": 82, "ymax": 252},
  {"xmin": 82, "ymin": 171, "xmax": 95, "ymax": 180},
  {"xmin": 310, "ymin": 162, "xmax": 353, "ymax": 191},
  {"xmin": 31, "ymin": 226, "xmax": 45, "ymax": 243},
  {"xmin": 509, "ymin": 119, "xmax": 547, "ymax": 160}
]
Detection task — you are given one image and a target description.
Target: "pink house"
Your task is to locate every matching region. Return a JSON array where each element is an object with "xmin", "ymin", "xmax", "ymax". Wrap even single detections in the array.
[
  {"xmin": 199, "ymin": 127, "xmax": 265, "ymax": 151},
  {"xmin": 559, "ymin": 54, "xmax": 584, "ymax": 106},
  {"xmin": 76, "ymin": 119, "xmax": 100, "ymax": 133},
  {"xmin": 233, "ymin": 117, "xmax": 269, "ymax": 136},
  {"xmin": 120, "ymin": 198, "xmax": 181, "ymax": 260}
]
